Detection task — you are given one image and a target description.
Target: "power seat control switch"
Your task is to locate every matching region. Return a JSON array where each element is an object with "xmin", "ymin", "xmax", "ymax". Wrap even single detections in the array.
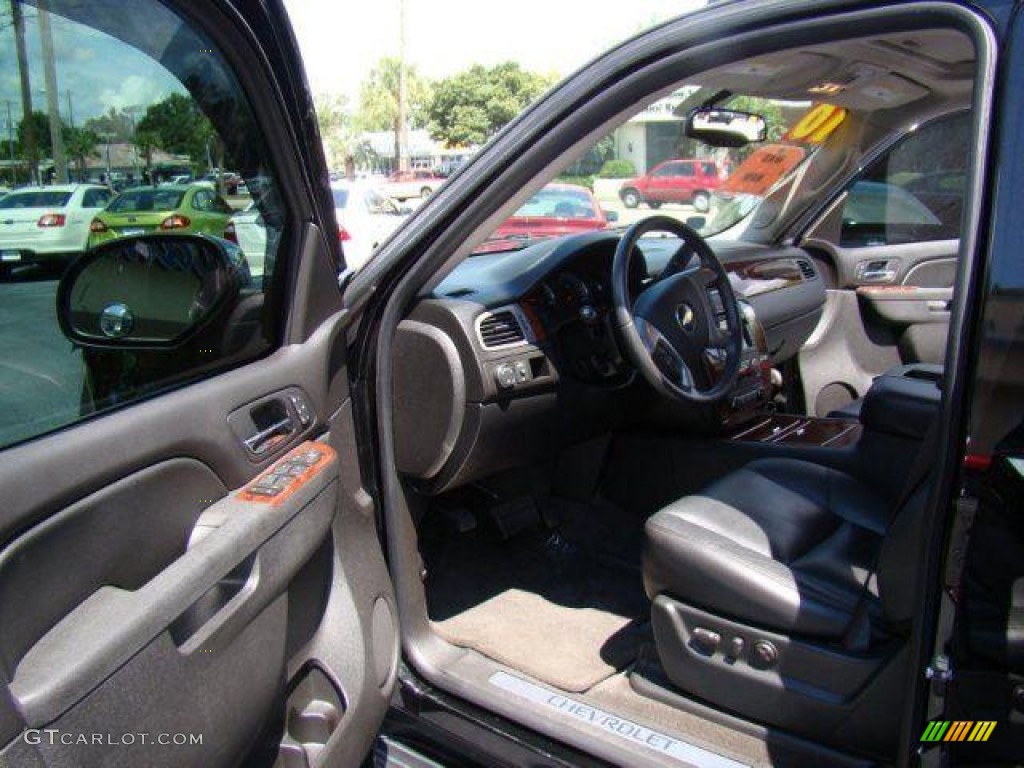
[{"xmin": 690, "ymin": 627, "xmax": 721, "ymax": 657}]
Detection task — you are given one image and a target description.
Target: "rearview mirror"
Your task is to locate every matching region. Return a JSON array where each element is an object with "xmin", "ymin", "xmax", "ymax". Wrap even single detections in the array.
[
  {"xmin": 686, "ymin": 107, "xmax": 766, "ymax": 148},
  {"xmin": 57, "ymin": 234, "xmax": 250, "ymax": 349}
]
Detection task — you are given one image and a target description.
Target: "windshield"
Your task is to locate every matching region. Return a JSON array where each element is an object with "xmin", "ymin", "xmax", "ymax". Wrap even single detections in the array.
[{"xmin": 472, "ymin": 90, "xmax": 829, "ymax": 255}]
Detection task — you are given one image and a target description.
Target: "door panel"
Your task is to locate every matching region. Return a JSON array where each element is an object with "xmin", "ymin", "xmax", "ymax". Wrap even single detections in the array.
[
  {"xmin": 0, "ymin": 0, "xmax": 396, "ymax": 763},
  {"xmin": 0, "ymin": 306, "xmax": 396, "ymax": 766},
  {"xmin": 799, "ymin": 238, "xmax": 957, "ymax": 415},
  {"xmin": 795, "ymin": 113, "xmax": 969, "ymax": 414}
]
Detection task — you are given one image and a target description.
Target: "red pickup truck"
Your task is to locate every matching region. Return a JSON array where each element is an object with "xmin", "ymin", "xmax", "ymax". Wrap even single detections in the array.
[{"xmin": 619, "ymin": 158, "xmax": 722, "ymax": 212}]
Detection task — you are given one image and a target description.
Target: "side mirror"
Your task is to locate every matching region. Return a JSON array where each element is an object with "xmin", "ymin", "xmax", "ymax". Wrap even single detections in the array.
[
  {"xmin": 686, "ymin": 215, "xmax": 707, "ymax": 230},
  {"xmin": 603, "ymin": 208, "xmax": 620, "ymax": 223},
  {"xmin": 686, "ymin": 107, "xmax": 766, "ymax": 148},
  {"xmin": 57, "ymin": 234, "xmax": 250, "ymax": 349}
]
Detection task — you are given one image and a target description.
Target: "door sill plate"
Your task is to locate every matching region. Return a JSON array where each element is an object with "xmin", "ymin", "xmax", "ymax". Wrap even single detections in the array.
[{"xmin": 489, "ymin": 671, "xmax": 749, "ymax": 768}]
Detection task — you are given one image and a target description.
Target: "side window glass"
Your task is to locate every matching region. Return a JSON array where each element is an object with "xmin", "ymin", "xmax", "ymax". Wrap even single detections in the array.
[
  {"xmin": 82, "ymin": 188, "xmax": 108, "ymax": 208},
  {"xmin": 213, "ymin": 196, "xmax": 234, "ymax": 215},
  {"xmin": 192, "ymin": 190, "xmax": 212, "ymax": 211},
  {"xmin": 0, "ymin": 0, "xmax": 288, "ymax": 449},
  {"xmin": 839, "ymin": 113, "xmax": 970, "ymax": 247}
]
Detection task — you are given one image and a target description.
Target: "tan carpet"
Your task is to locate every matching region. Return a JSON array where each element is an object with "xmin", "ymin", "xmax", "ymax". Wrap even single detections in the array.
[{"xmin": 432, "ymin": 588, "xmax": 641, "ymax": 692}]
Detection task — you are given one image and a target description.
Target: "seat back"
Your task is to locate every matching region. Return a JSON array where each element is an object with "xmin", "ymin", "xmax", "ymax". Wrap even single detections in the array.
[{"xmin": 877, "ymin": 484, "xmax": 932, "ymax": 632}]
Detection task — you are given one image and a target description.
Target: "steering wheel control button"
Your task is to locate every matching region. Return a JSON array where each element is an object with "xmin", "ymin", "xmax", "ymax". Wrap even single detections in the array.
[
  {"xmin": 750, "ymin": 639, "xmax": 779, "ymax": 669},
  {"xmin": 495, "ymin": 363, "xmax": 517, "ymax": 389},
  {"xmin": 690, "ymin": 627, "xmax": 721, "ymax": 657}
]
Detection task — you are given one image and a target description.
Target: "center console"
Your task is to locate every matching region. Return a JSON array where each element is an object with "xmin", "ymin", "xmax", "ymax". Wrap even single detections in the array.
[
  {"xmin": 730, "ymin": 413, "xmax": 862, "ymax": 447},
  {"xmin": 718, "ymin": 301, "xmax": 774, "ymax": 428}
]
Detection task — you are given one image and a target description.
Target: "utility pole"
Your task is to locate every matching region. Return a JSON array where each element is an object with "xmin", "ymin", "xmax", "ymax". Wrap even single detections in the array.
[
  {"xmin": 5, "ymin": 101, "xmax": 15, "ymax": 184},
  {"xmin": 11, "ymin": 0, "xmax": 38, "ymax": 184},
  {"xmin": 37, "ymin": 0, "xmax": 67, "ymax": 183},
  {"xmin": 396, "ymin": 0, "xmax": 408, "ymax": 173},
  {"xmin": 65, "ymin": 90, "xmax": 75, "ymax": 181}
]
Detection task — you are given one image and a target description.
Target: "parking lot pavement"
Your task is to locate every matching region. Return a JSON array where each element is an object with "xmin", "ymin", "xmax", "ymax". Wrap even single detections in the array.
[{"xmin": 0, "ymin": 272, "xmax": 83, "ymax": 447}]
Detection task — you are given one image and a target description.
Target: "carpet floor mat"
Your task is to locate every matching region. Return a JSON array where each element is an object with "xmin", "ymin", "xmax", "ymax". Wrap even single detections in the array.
[{"xmin": 427, "ymin": 527, "xmax": 648, "ymax": 693}]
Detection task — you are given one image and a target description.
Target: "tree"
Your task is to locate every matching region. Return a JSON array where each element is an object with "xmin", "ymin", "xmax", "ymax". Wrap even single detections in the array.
[
  {"xmin": 64, "ymin": 126, "xmax": 99, "ymax": 180},
  {"xmin": 726, "ymin": 96, "xmax": 786, "ymax": 142},
  {"xmin": 354, "ymin": 57, "xmax": 431, "ymax": 170},
  {"xmin": 82, "ymin": 107, "xmax": 136, "ymax": 143},
  {"xmin": 427, "ymin": 62, "xmax": 556, "ymax": 147},
  {"xmin": 314, "ymin": 92, "xmax": 352, "ymax": 170},
  {"xmin": 136, "ymin": 93, "xmax": 215, "ymax": 165},
  {"xmin": 17, "ymin": 111, "xmax": 52, "ymax": 156},
  {"xmin": 723, "ymin": 96, "xmax": 787, "ymax": 162},
  {"xmin": 134, "ymin": 128, "xmax": 160, "ymax": 169}
]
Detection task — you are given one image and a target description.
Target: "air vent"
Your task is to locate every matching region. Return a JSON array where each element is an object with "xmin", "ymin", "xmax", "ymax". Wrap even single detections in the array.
[
  {"xmin": 478, "ymin": 310, "xmax": 526, "ymax": 349},
  {"xmin": 795, "ymin": 259, "xmax": 816, "ymax": 281}
]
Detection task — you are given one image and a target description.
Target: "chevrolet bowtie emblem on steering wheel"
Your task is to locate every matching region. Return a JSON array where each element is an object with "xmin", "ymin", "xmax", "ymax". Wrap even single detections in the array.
[{"xmin": 675, "ymin": 303, "xmax": 697, "ymax": 333}]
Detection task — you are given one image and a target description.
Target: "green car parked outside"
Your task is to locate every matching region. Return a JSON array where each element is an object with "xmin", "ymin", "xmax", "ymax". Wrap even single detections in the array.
[{"xmin": 87, "ymin": 184, "xmax": 235, "ymax": 248}]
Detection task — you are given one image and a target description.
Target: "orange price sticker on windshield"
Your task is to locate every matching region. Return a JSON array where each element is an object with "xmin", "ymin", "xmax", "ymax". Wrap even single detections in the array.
[
  {"xmin": 719, "ymin": 144, "xmax": 806, "ymax": 196},
  {"xmin": 784, "ymin": 103, "xmax": 847, "ymax": 144}
]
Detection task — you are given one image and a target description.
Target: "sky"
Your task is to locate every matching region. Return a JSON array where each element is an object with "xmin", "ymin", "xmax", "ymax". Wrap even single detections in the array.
[
  {"xmin": 282, "ymin": 0, "xmax": 706, "ymax": 103},
  {"xmin": 0, "ymin": 0, "xmax": 705, "ymax": 130},
  {"xmin": 0, "ymin": 7, "xmax": 184, "ymax": 127}
]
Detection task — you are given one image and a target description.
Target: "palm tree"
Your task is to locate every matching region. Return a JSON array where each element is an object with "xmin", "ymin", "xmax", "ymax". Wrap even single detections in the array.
[{"xmin": 64, "ymin": 126, "xmax": 99, "ymax": 181}]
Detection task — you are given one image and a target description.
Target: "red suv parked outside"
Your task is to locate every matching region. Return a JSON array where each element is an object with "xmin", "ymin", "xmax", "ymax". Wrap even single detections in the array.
[{"xmin": 619, "ymin": 158, "xmax": 722, "ymax": 212}]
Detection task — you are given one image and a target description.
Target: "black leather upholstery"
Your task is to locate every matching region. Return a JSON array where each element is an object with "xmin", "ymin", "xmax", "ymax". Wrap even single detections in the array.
[
  {"xmin": 828, "ymin": 363, "xmax": 943, "ymax": 429},
  {"xmin": 643, "ymin": 458, "xmax": 892, "ymax": 639},
  {"xmin": 860, "ymin": 375, "xmax": 941, "ymax": 440}
]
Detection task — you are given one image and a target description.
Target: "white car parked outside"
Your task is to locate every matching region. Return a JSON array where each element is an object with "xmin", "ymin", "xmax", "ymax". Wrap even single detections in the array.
[
  {"xmin": 227, "ymin": 182, "xmax": 408, "ymax": 275},
  {"xmin": 0, "ymin": 184, "xmax": 115, "ymax": 276}
]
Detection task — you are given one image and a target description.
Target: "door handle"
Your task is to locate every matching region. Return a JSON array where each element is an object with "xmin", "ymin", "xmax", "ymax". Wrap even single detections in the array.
[
  {"xmin": 856, "ymin": 259, "xmax": 900, "ymax": 284},
  {"xmin": 860, "ymin": 269, "xmax": 897, "ymax": 283},
  {"xmin": 244, "ymin": 416, "xmax": 296, "ymax": 455},
  {"xmin": 228, "ymin": 388, "xmax": 315, "ymax": 458}
]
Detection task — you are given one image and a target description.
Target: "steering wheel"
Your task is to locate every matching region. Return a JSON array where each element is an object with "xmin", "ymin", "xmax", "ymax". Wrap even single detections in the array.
[{"xmin": 611, "ymin": 216, "xmax": 743, "ymax": 404}]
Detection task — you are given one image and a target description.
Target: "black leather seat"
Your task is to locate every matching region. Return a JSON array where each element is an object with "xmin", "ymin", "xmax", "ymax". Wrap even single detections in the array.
[
  {"xmin": 643, "ymin": 458, "xmax": 890, "ymax": 640},
  {"xmin": 640, "ymin": 453, "xmax": 933, "ymax": 759}
]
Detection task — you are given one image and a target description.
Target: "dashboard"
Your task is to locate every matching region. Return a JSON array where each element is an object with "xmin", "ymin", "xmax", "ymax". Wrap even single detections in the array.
[{"xmin": 393, "ymin": 230, "xmax": 826, "ymax": 492}]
